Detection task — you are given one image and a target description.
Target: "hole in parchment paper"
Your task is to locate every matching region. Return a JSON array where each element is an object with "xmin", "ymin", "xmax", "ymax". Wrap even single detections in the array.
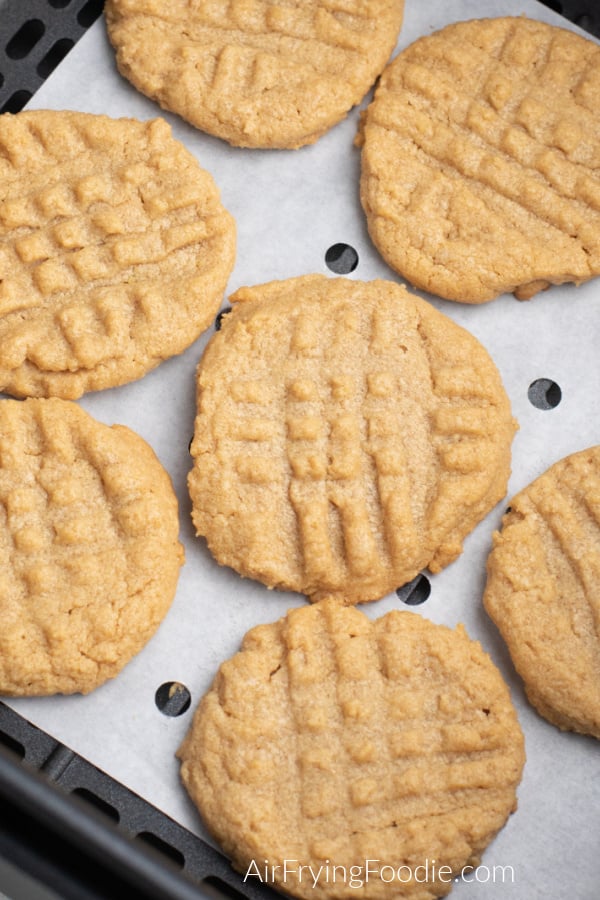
[
  {"xmin": 215, "ymin": 307, "xmax": 231, "ymax": 330},
  {"xmin": 155, "ymin": 681, "xmax": 191, "ymax": 717},
  {"xmin": 77, "ymin": 0, "xmax": 105, "ymax": 28},
  {"xmin": 47, "ymin": 0, "xmax": 73, "ymax": 8},
  {"xmin": 325, "ymin": 243, "xmax": 359, "ymax": 274},
  {"xmin": 136, "ymin": 831, "xmax": 185, "ymax": 869},
  {"xmin": 0, "ymin": 73, "xmax": 4, "ymax": 91},
  {"xmin": 396, "ymin": 573, "xmax": 431, "ymax": 606},
  {"xmin": 202, "ymin": 876, "xmax": 249, "ymax": 900},
  {"xmin": 0, "ymin": 90, "xmax": 32, "ymax": 114},
  {"xmin": 72, "ymin": 787, "xmax": 120, "ymax": 823},
  {"xmin": 528, "ymin": 378, "xmax": 562, "ymax": 410},
  {"xmin": 37, "ymin": 38, "xmax": 75, "ymax": 79},
  {"xmin": 6, "ymin": 20, "xmax": 45, "ymax": 60}
]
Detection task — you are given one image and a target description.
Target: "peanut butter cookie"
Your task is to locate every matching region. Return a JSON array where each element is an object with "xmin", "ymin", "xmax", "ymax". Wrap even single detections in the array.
[
  {"xmin": 484, "ymin": 446, "xmax": 600, "ymax": 739},
  {"xmin": 179, "ymin": 599, "xmax": 525, "ymax": 900},
  {"xmin": 105, "ymin": 0, "xmax": 404, "ymax": 149},
  {"xmin": 0, "ymin": 398, "xmax": 184, "ymax": 695},
  {"xmin": 0, "ymin": 110, "xmax": 235, "ymax": 398},
  {"xmin": 188, "ymin": 275, "xmax": 517, "ymax": 603},
  {"xmin": 359, "ymin": 17, "xmax": 600, "ymax": 303}
]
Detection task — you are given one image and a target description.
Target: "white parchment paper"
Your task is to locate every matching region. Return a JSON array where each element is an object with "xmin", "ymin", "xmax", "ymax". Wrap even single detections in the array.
[{"xmin": 4, "ymin": 1, "xmax": 600, "ymax": 898}]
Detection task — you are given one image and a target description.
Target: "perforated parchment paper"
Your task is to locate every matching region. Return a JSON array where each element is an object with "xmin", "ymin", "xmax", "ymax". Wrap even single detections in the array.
[{"xmin": 4, "ymin": 1, "xmax": 600, "ymax": 897}]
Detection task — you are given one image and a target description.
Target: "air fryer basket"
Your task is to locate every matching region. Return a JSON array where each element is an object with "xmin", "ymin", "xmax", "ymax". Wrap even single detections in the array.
[{"xmin": 1, "ymin": 1, "xmax": 599, "ymax": 898}]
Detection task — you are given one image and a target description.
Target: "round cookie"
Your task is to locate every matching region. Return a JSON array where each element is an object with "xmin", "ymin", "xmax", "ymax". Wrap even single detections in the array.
[
  {"xmin": 104, "ymin": 0, "xmax": 405, "ymax": 149},
  {"xmin": 484, "ymin": 446, "xmax": 600, "ymax": 739},
  {"xmin": 0, "ymin": 110, "xmax": 235, "ymax": 399},
  {"xmin": 178, "ymin": 599, "xmax": 525, "ymax": 900},
  {"xmin": 0, "ymin": 398, "xmax": 184, "ymax": 696},
  {"xmin": 358, "ymin": 17, "xmax": 600, "ymax": 303},
  {"xmin": 188, "ymin": 275, "xmax": 517, "ymax": 603}
]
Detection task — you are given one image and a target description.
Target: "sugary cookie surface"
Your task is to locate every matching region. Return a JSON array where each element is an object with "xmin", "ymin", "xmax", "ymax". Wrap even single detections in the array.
[
  {"xmin": 0, "ymin": 110, "xmax": 235, "ymax": 398},
  {"xmin": 104, "ymin": 0, "xmax": 404, "ymax": 148},
  {"xmin": 0, "ymin": 398, "xmax": 184, "ymax": 695},
  {"xmin": 179, "ymin": 600, "xmax": 525, "ymax": 900},
  {"xmin": 359, "ymin": 16, "xmax": 600, "ymax": 303},
  {"xmin": 188, "ymin": 275, "xmax": 516, "ymax": 603},
  {"xmin": 484, "ymin": 446, "xmax": 600, "ymax": 739}
]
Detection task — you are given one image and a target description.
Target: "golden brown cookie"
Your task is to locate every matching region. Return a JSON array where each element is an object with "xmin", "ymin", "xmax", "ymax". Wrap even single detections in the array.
[
  {"xmin": 188, "ymin": 275, "xmax": 516, "ymax": 603},
  {"xmin": 484, "ymin": 446, "xmax": 600, "ymax": 739},
  {"xmin": 179, "ymin": 600, "xmax": 525, "ymax": 900},
  {"xmin": 0, "ymin": 398, "xmax": 184, "ymax": 696},
  {"xmin": 104, "ymin": 0, "xmax": 404, "ymax": 149},
  {"xmin": 358, "ymin": 17, "xmax": 600, "ymax": 303},
  {"xmin": 0, "ymin": 109, "xmax": 235, "ymax": 398}
]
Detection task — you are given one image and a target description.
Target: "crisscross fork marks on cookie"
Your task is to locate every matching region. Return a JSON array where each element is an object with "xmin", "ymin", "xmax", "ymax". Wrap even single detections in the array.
[
  {"xmin": 484, "ymin": 447, "xmax": 600, "ymax": 739},
  {"xmin": 360, "ymin": 17, "xmax": 600, "ymax": 302},
  {"xmin": 392, "ymin": 61, "xmax": 599, "ymax": 247},
  {"xmin": 0, "ymin": 402, "xmax": 130, "ymax": 679},
  {"xmin": 525, "ymin": 464, "xmax": 600, "ymax": 642},
  {"xmin": 1, "ymin": 400, "xmax": 128, "ymax": 559},
  {"xmin": 189, "ymin": 276, "xmax": 515, "ymax": 603},
  {"xmin": 0, "ymin": 110, "xmax": 235, "ymax": 397},
  {"xmin": 114, "ymin": 0, "xmax": 371, "ymax": 56},
  {"xmin": 285, "ymin": 303, "xmax": 420, "ymax": 586},
  {"xmin": 399, "ymin": 20, "xmax": 597, "ymax": 166},
  {"xmin": 0, "ymin": 398, "xmax": 183, "ymax": 696},
  {"xmin": 105, "ymin": 0, "xmax": 404, "ymax": 149},
  {"xmin": 4, "ymin": 154, "xmax": 212, "ymax": 305},
  {"xmin": 228, "ymin": 378, "xmax": 280, "ymax": 484},
  {"xmin": 415, "ymin": 306, "xmax": 515, "ymax": 571},
  {"xmin": 178, "ymin": 601, "xmax": 525, "ymax": 899}
]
